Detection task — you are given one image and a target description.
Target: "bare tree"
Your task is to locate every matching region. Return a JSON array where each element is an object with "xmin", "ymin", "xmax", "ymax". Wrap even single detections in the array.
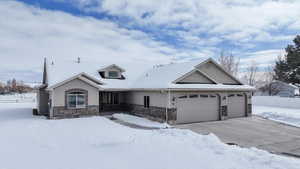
[
  {"xmin": 259, "ymin": 65, "xmax": 281, "ymax": 95},
  {"xmin": 218, "ymin": 51, "xmax": 240, "ymax": 76},
  {"xmin": 245, "ymin": 60, "xmax": 258, "ymax": 86}
]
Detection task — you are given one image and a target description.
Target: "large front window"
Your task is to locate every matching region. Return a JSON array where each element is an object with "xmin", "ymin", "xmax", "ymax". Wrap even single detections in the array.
[{"xmin": 67, "ymin": 92, "xmax": 86, "ymax": 108}]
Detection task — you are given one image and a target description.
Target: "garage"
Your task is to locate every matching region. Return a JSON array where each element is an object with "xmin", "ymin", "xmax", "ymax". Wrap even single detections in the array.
[
  {"xmin": 176, "ymin": 94, "xmax": 220, "ymax": 124},
  {"xmin": 227, "ymin": 93, "xmax": 246, "ymax": 118}
]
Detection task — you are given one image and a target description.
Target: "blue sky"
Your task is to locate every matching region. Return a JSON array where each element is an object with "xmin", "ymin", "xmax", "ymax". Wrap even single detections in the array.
[{"xmin": 0, "ymin": 0, "xmax": 299, "ymax": 83}]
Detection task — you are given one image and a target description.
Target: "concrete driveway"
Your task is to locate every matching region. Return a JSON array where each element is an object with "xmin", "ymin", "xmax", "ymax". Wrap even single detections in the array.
[{"xmin": 176, "ymin": 116, "xmax": 300, "ymax": 157}]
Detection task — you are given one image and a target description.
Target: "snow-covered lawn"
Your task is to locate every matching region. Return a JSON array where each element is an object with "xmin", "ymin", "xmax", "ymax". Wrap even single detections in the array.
[
  {"xmin": 1, "ymin": 102, "xmax": 300, "ymax": 169},
  {"xmin": 253, "ymin": 96, "xmax": 300, "ymax": 128},
  {"xmin": 0, "ymin": 93, "xmax": 36, "ymax": 103},
  {"xmin": 112, "ymin": 113, "xmax": 170, "ymax": 128},
  {"xmin": 253, "ymin": 106, "xmax": 300, "ymax": 128}
]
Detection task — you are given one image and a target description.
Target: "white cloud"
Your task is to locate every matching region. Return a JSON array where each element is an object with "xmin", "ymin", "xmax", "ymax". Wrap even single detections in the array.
[
  {"xmin": 0, "ymin": 0, "xmax": 211, "ymax": 82},
  {"xmin": 240, "ymin": 49, "xmax": 285, "ymax": 68},
  {"xmin": 0, "ymin": 0, "xmax": 297, "ymax": 82},
  {"xmin": 71, "ymin": 0, "xmax": 300, "ymax": 45}
]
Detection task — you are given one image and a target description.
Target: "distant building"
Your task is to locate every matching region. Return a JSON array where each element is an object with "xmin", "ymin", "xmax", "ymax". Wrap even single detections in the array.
[{"xmin": 256, "ymin": 80, "xmax": 299, "ymax": 97}]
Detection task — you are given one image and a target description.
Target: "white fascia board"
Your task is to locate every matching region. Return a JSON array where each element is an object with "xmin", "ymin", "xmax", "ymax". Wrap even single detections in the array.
[{"xmin": 47, "ymin": 73, "xmax": 103, "ymax": 90}]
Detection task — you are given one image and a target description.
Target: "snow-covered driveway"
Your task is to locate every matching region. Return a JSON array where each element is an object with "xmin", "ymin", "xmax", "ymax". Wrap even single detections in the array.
[{"xmin": 1, "ymin": 102, "xmax": 300, "ymax": 169}]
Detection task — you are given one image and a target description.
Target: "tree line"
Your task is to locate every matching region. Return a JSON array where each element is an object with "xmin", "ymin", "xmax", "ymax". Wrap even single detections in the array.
[{"xmin": 0, "ymin": 78, "xmax": 33, "ymax": 94}]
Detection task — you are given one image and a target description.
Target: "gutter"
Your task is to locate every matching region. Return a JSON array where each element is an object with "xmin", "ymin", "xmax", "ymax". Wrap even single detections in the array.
[{"xmin": 102, "ymin": 87, "xmax": 256, "ymax": 92}]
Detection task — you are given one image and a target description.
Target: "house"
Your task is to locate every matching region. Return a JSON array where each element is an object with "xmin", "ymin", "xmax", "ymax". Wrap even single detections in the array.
[
  {"xmin": 37, "ymin": 58, "xmax": 255, "ymax": 124},
  {"xmin": 256, "ymin": 80, "xmax": 299, "ymax": 97}
]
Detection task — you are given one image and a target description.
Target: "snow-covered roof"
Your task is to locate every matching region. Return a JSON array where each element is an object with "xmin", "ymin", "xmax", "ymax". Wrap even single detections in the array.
[
  {"xmin": 272, "ymin": 80, "xmax": 299, "ymax": 89},
  {"xmin": 46, "ymin": 59, "xmax": 131, "ymax": 89},
  {"xmin": 130, "ymin": 60, "xmax": 205, "ymax": 89},
  {"xmin": 45, "ymin": 58, "xmax": 254, "ymax": 91}
]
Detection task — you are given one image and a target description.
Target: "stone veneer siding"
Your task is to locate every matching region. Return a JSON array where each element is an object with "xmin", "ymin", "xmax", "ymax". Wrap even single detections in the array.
[
  {"xmin": 127, "ymin": 104, "xmax": 177, "ymax": 123},
  {"xmin": 52, "ymin": 105, "xmax": 99, "ymax": 119}
]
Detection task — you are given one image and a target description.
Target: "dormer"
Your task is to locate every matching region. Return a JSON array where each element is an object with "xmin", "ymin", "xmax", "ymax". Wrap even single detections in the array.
[{"xmin": 98, "ymin": 64, "xmax": 126, "ymax": 79}]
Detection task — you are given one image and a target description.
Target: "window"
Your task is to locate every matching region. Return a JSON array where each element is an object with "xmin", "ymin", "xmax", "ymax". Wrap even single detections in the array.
[
  {"xmin": 200, "ymin": 94, "xmax": 209, "ymax": 98},
  {"xmin": 228, "ymin": 94, "xmax": 235, "ymax": 97},
  {"xmin": 237, "ymin": 94, "xmax": 243, "ymax": 97},
  {"xmin": 108, "ymin": 71, "xmax": 119, "ymax": 78},
  {"xmin": 189, "ymin": 94, "xmax": 198, "ymax": 98},
  {"xmin": 67, "ymin": 91, "xmax": 86, "ymax": 108},
  {"xmin": 144, "ymin": 96, "xmax": 150, "ymax": 108},
  {"xmin": 210, "ymin": 94, "xmax": 217, "ymax": 98},
  {"xmin": 178, "ymin": 95, "xmax": 187, "ymax": 99}
]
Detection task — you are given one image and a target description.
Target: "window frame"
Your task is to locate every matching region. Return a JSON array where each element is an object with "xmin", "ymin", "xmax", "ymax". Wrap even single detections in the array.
[{"xmin": 66, "ymin": 90, "xmax": 87, "ymax": 109}]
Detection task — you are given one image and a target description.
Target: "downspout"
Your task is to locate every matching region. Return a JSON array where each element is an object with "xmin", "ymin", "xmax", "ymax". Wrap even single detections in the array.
[{"xmin": 165, "ymin": 88, "xmax": 171, "ymax": 123}]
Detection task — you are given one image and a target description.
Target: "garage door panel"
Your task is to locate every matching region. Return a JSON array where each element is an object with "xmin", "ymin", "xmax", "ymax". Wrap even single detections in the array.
[
  {"xmin": 227, "ymin": 94, "xmax": 246, "ymax": 118},
  {"xmin": 177, "ymin": 94, "xmax": 219, "ymax": 124}
]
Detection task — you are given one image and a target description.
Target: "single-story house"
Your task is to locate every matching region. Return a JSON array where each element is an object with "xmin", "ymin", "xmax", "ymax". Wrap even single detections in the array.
[
  {"xmin": 256, "ymin": 80, "xmax": 299, "ymax": 97},
  {"xmin": 37, "ymin": 58, "xmax": 255, "ymax": 124}
]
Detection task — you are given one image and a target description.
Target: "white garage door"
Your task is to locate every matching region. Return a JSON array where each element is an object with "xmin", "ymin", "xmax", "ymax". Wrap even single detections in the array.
[
  {"xmin": 227, "ymin": 93, "xmax": 246, "ymax": 118},
  {"xmin": 176, "ymin": 94, "xmax": 219, "ymax": 124}
]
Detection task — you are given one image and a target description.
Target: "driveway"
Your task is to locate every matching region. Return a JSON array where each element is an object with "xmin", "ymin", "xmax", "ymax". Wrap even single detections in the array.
[{"xmin": 176, "ymin": 116, "xmax": 300, "ymax": 157}]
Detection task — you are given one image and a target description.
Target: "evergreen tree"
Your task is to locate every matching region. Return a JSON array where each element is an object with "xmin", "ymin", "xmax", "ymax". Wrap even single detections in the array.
[{"xmin": 274, "ymin": 35, "xmax": 300, "ymax": 84}]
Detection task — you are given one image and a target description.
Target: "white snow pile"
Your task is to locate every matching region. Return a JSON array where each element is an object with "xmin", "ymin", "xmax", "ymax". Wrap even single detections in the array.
[
  {"xmin": 1, "ymin": 102, "xmax": 300, "ymax": 169},
  {"xmin": 112, "ymin": 113, "xmax": 170, "ymax": 128},
  {"xmin": 253, "ymin": 106, "xmax": 300, "ymax": 128}
]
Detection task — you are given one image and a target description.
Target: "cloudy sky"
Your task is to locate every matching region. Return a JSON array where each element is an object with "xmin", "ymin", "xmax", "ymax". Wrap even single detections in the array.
[{"xmin": 0, "ymin": 0, "xmax": 299, "ymax": 83}]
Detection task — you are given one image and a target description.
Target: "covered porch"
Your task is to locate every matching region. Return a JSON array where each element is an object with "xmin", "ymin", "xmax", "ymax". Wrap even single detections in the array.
[{"xmin": 99, "ymin": 91, "xmax": 129, "ymax": 114}]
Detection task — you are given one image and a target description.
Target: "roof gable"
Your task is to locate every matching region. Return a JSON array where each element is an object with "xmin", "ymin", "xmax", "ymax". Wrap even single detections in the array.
[
  {"xmin": 173, "ymin": 69, "xmax": 216, "ymax": 84},
  {"xmin": 98, "ymin": 64, "xmax": 125, "ymax": 72},
  {"xmin": 47, "ymin": 73, "xmax": 103, "ymax": 90},
  {"xmin": 196, "ymin": 59, "xmax": 242, "ymax": 85}
]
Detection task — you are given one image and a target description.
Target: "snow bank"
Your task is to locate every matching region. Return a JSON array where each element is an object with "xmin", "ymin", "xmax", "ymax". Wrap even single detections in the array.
[
  {"xmin": 253, "ymin": 106, "xmax": 300, "ymax": 128},
  {"xmin": 253, "ymin": 96, "xmax": 300, "ymax": 109},
  {"xmin": 112, "ymin": 113, "xmax": 170, "ymax": 128},
  {"xmin": 1, "ymin": 102, "xmax": 300, "ymax": 169}
]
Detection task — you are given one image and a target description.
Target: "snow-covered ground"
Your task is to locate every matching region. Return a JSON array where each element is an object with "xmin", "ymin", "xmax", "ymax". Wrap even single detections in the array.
[
  {"xmin": 1, "ymin": 102, "xmax": 300, "ymax": 169},
  {"xmin": 253, "ymin": 96, "xmax": 300, "ymax": 128},
  {"xmin": 112, "ymin": 113, "xmax": 170, "ymax": 128},
  {"xmin": 0, "ymin": 93, "xmax": 36, "ymax": 103},
  {"xmin": 253, "ymin": 106, "xmax": 300, "ymax": 128}
]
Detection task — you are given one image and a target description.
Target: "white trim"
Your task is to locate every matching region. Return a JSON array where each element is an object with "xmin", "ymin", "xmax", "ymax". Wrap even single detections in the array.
[
  {"xmin": 47, "ymin": 73, "xmax": 103, "ymax": 90},
  {"xmin": 66, "ymin": 93, "xmax": 87, "ymax": 109}
]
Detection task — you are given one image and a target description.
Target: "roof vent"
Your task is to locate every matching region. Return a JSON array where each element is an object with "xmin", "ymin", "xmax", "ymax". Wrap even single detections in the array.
[{"xmin": 77, "ymin": 57, "xmax": 81, "ymax": 63}]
